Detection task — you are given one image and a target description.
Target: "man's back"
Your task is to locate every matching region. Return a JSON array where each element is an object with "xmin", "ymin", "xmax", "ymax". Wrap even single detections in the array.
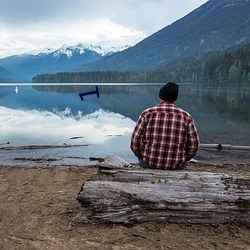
[{"xmin": 130, "ymin": 82, "xmax": 199, "ymax": 170}]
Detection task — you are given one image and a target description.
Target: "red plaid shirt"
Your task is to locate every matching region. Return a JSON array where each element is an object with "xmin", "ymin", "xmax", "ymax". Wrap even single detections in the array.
[{"xmin": 130, "ymin": 102, "xmax": 200, "ymax": 169}]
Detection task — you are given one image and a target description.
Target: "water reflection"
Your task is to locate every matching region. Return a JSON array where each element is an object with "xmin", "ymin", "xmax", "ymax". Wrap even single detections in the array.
[
  {"xmin": 0, "ymin": 105, "xmax": 136, "ymax": 166},
  {"xmin": 0, "ymin": 83, "xmax": 250, "ymax": 166},
  {"xmin": 33, "ymin": 83, "xmax": 250, "ymax": 123},
  {"xmin": 0, "ymin": 106, "xmax": 134, "ymax": 145},
  {"xmin": 178, "ymin": 84, "xmax": 250, "ymax": 123}
]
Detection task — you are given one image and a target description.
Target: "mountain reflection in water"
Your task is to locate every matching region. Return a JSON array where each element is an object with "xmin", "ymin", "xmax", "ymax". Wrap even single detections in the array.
[{"xmin": 0, "ymin": 83, "xmax": 250, "ymax": 166}]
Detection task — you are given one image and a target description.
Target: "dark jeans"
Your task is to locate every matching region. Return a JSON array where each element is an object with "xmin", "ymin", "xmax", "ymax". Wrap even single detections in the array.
[{"xmin": 138, "ymin": 158, "xmax": 188, "ymax": 170}]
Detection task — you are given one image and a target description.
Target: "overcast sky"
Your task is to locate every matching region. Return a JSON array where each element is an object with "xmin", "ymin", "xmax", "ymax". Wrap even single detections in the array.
[{"xmin": 0, "ymin": 0, "xmax": 208, "ymax": 58}]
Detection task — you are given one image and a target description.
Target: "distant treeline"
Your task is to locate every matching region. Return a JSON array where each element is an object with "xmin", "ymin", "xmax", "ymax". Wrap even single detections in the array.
[{"xmin": 33, "ymin": 43, "xmax": 250, "ymax": 85}]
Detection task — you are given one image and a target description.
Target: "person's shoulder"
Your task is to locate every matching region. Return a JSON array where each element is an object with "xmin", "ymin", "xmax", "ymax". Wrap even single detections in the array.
[
  {"xmin": 139, "ymin": 105, "xmax": 158, "ymax": 119},
  {"xmin": 175, "ymin": 106, "xmax": 193, "ymax": 119},
  {"xmin": 142, "ymin": 105, "xmax": 158, "ymax": 114}
]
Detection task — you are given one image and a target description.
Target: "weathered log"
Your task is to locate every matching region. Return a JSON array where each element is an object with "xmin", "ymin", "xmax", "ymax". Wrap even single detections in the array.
[
  {"xmin": 0, "ymin": 144, "xmax": 88, "ymax": 150},
  {"xmin": 96, "ymin": 155, "xmax": 132, "ymax": 168},
  {"xmin": 200, "ymin": 143, "xmax": 250, "ymax": 151},
  {"xmin": 77, "ymin": 165, "xmax": 250, "ymax": 225}
]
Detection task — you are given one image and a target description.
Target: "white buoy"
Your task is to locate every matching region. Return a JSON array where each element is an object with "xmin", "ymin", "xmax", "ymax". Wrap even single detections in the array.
[{"xmin": 15, "ymin": 86, "xmax": 18, "ymax": 94}]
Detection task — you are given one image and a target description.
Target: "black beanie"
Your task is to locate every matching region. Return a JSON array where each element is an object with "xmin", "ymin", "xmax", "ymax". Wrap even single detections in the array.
[{"xmin": 159, "ymin": 82, "xmax": 179, "ymax": 102}]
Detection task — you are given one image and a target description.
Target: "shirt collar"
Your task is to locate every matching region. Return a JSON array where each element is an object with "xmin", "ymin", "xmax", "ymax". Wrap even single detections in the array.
[{"xmin": 158, "ymin": 101, "xmax": 176, "ymax": 107}]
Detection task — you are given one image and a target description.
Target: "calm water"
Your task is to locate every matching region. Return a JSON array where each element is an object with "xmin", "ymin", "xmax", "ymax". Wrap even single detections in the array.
[{"xmin": 0, "ymin": 83, "xmax": 250, "ymax": 166}]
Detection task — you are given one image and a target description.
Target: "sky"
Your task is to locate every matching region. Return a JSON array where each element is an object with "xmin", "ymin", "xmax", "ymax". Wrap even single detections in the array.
[{"xmin": 0, "ymin": 0, "xmax": 208, "ymax": 58}]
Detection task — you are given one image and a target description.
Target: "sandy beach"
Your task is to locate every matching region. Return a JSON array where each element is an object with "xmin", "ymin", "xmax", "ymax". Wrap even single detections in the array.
[{"xmin": 0, "ymin": 163, "xmax": 249, "ymax": 250}]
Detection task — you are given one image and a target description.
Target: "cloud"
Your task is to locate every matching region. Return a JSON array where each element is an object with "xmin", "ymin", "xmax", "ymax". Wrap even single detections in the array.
[
  {"xmin": 0, "ymin": 0, "xmax": 208, "ymax": 57},
  {"xmin": 0, "ymin": 0, "xmax": 207, "ymax": 31},
  {"xmin": 0, "ymin": 18, "xmax": 145, "ymax": 57},
  {"xmin": 0, "ymin": 105, "xmax": 137, "ymax": 165},
  {"xmin": 0, "ymin": 0, "xmax": 72, "ymax": 25},
  {"xmin": 0, "ymin": 106, "xmax": 135, "ymax": 145}
]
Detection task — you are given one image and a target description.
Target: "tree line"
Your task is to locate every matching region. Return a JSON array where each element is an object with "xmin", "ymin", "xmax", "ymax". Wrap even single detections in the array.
[{"xmin": 33, "ymin": 43, "xmax": 250, "ymax": 85}]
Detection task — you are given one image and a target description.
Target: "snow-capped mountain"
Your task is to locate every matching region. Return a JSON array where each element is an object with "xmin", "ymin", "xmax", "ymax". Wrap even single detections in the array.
[
  {"xmin": 29, "ymin": 43, "xmax": 130, "ymax": 58},
  {"xmin": 0, "ymin": 43, "xmax": 130, "ymax": 82},
  {"xmin": 51, "ymin": 43, "xmax": 130, "ymax": 58}
]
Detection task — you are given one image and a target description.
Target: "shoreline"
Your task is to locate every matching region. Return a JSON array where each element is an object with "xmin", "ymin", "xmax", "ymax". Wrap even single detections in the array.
[
  {"xmin": 2, "ymin": 146, "xmax": 250, "ymax": 168},
  {"xmin": 1, "ymin": 160, "xmax": 250, "ymax": 171}
]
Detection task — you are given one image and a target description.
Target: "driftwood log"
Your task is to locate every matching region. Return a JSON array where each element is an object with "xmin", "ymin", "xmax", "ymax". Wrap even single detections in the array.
[
  {"xmin": 0, "ymin": 144, "xmax": 88, "ymax": 151},
  {"xmin": 200, "ymin": 143, "xmax": 250, "ymax": 151},
  {"xmin": 77, "ymin": 157, "xmax": 250, "ymax": 225}
]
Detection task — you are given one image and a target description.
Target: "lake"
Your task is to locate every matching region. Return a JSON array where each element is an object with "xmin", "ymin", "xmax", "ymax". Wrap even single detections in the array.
[{"xmin": 0, "ymin": 83, "xmax": 250, "ymax": 167}]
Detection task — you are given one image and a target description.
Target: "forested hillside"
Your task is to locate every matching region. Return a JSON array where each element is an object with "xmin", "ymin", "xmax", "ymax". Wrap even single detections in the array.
[
  {"xmin": 33, "ymin": 43, "xmax": 250, "ymax": 85},
  {"xmin": 152, "ymin": 43, "xmax": 250, "ymax": 84},
  {"xmin": 75, "ymin": 0, "xmax": 250, "ymax": 72}
]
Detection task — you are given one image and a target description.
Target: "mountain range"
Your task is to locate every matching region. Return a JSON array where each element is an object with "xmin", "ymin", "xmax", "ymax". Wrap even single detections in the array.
[
  {"xmin": 0, "ymin": 44, "xmax": 129, "ymax": 82},
  {"xmin": 75, "ymin": 0, "xmax": 250, "ymax": 72},
  {"xmin": 0, "ymin": 0, "xmax": 249, "ymax": 82},
  {"xmin": 0, "ymin": 66, "xmax": 24, "ymax": 83}
]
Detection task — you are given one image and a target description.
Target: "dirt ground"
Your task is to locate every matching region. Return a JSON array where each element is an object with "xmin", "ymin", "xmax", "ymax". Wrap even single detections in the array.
[{"xmin": 0, "ymin": 163, "xmax": 249, "ymax": 250}]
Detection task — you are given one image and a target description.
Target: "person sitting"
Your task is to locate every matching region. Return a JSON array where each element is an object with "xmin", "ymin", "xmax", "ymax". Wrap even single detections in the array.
[{"xmin": 130, "ymin": 82, "xmax": 200, "ymax": 170}]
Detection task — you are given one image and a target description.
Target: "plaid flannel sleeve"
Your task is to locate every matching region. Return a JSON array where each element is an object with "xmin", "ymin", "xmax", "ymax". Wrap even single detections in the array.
[
  {"xmin": 130, "ymin": 113, "xmax": 146, "ymax": 158},
  {"xmin": 185, "ymin": 119, "xmax": 200, "ymax": 160}
]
